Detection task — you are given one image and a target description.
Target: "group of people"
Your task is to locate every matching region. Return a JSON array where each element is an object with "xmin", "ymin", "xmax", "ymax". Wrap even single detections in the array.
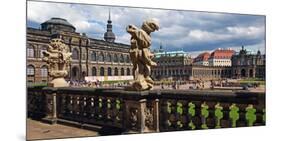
[
  {"xmin": 68, "ymin": 80, "xmax": 102, "ymax": 88},
  {"xmin": 67, "ymin": 80, "xmax": 130, "ymax": 88},
  {"xmin": 155, "ymin": 80, "xmax": 208, "ymax": 90}
]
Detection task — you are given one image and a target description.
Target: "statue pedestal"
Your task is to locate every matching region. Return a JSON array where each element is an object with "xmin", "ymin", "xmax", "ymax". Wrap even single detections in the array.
[{"xmin": 48, "ymin": 78, "xmax": 69, "ymax": 87}]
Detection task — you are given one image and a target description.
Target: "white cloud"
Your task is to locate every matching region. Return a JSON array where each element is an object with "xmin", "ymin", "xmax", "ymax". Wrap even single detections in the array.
[
  {"xmin": 115, "ymin": 34, "xmax": 130, "ymax": 44},
  {"xmin": 27, "ymin": 1, "xmax": 265, "ymax": 53},
  {"xmin": 27, "ymin": 1, "xmax": 104, "ymax": 34}
]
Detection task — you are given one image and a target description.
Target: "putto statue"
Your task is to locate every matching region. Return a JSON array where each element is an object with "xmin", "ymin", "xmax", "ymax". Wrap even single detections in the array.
[
  {"xmin": 42, "ymin": 38, "xmax": 72, "ymax": 87},
  {"xmin": 126, "ymin": 19, "xmax": 159, "ymax": 91}
]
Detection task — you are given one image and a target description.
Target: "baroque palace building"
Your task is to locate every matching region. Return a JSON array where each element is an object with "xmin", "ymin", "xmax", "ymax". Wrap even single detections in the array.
[
  {"xmin": 152, "ymin": 46, "xmax": 265, "ymax": 81},
  {"xmin": 27, "ymin": 15, "xmax": 133, "ymax": 84}
]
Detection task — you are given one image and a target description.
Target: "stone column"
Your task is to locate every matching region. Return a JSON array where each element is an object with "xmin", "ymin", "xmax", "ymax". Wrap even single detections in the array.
[
  {"xmin": 253, "ymin": 68, "xmax": 256, "ymax": 78},
  {"xmin": 42, "ymin": 88, "xmax": 58, "ymax": 124}
]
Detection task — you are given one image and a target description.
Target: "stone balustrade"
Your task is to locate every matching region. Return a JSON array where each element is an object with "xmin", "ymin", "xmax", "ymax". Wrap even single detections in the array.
[{"xmin": 27, "ymin": 86, "xmax": 265, "ymax": 134}]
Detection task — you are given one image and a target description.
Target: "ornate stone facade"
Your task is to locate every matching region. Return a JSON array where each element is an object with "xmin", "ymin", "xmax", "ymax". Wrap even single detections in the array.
[
  {"xmin": 151, "ymin": 46, "xmax": 265, "ymax": 80},
  {"xmin": 27, "ymin": 17, "xmax": 133, "ymax": 84},
  {"xmin": 231, "ymin": 46, "xmax": 265, "ymax": 79}
]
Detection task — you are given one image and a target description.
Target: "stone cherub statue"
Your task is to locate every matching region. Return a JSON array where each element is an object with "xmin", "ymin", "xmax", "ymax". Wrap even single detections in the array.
[
  {"xmin": 42, "ymin": 38, "xmax": 72, "ymax": 87},
  {"xmin": 126, "ymin": 19, "xmax": 159, "ymax": 91}
]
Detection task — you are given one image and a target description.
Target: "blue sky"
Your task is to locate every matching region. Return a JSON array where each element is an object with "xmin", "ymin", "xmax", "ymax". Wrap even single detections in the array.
[{"xmin": 27, "ymin": 1, "xmax": 265, "ymax": 57}]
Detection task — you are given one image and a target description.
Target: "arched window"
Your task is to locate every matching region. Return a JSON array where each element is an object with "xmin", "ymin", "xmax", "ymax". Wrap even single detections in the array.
[
  {"xmin": 108, "ymin": 67, "xmax": 112, "ymax": 76},
  {"xmin": 100, "ymin": 67, "xmax": 105, "ymax": 76},
  {"xmin": 114, "ymin": 67, "xmax": 119, "ymax": 76},
  {"xmin": 72, "ymin": 48, "xmax": 79, "ymax": 60},
  {"xmin": 107, "ymin": 53, "xmax": 112, "ymax": 62},
  {"xmin": 113, "ymin": 54, "xmax": 118, "ymax": 63},
  {"xmin": 121, "ymin": 68, "xmax": 125, "ymax": 76},
  {"xmin": 27, "ymin": 65, "xmax": 35, "ymax": 76},
  {"xmin": 127, "ymin": 68, "xmax": 130, "ymax": 75},
  {"xmin": 126, "ymin": 55, "xmax": 130, "ymax": 63},
  {"xmin": 27, "ymin": 45, "xmax": 35, "ymax": 58},
  {"xmin": 120, "ymin": 54, "xmax": 125, "ymax": 63},
  {"xmin": 91, "ymin": 51, "xmax": 97, "ymax": 61},
  {"xmin": 92, "ymin": 67, "xmax": 97, "ymax": 76},
  {"xmin": 41, "ymin": 66, "xmax": 48, "ymax": 77},
  {"xmin": 99, "ymin": 52, "xmax": 105, "ymax": 62}
]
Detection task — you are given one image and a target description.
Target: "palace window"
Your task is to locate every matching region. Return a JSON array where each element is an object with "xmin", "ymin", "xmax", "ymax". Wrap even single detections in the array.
[
  {"xmin": 107, "ymin": 53, "xmax": 112, "ymax": 62},
  {"xmin": 27, "ymin": 47, "xmax": 35, "ymax": 58},
  {"xmin": 40, "ymin": 66, "xmax": 48, "ymax": 77},
  {"xmin": 72, "ymin": 48, "xmax": 79, "ymax": 60},
  {"xmin": 127, "ymin": 68, "xmax": 130, "ymax": 75},
  {"xmin": 120, "ymin": 54, "xmax": 125, "ymax": 63},
  {"xmin": 27, "ymin": 65, "xmax": 35, "ymax": 76},
  {"xmin": 108, "ymin": 67, "xmax": 112, "ymax": 76},
  {"xmin": 114, "ymin": 67, "xmax": 119, "ymax": 76},
  {"xmin": 92, "ymin": 67, "xmax": 97, "ymax": 76},
  {"xmin": 99, "ymin": 52, "xmax": 105, "ymax": 62},
  {"xmin": 121, "ymin": 68, "xmax": 125, "ymax": 76},
  {"xmin": 113, "ymin": 54, "xmax": 118, "ymax": 63},
  {"xmin": 91, "ymin": 51, "xmax": 97, "ymax": 61},
  {"xmin": 100, "ymin": 67, "xmax": 105, "ymax": 76},
  {"xmin": 126, "ymin": 55, "xmax": 130, "ymax": 63}
]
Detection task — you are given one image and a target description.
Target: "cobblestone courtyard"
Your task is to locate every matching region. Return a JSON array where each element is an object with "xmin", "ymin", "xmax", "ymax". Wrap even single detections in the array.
[{"xmin": 27, "ymin": 119, "xmax": 98, "ymax": 140}]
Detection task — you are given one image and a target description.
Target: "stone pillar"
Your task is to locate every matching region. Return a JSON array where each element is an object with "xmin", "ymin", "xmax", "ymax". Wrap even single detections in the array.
[
  {"xmin": 42, "ymin": 88, "xmax": 58, "ymax": 124},
  {"xmin": 124, "ymin": 91, "xmax": 159, "ymax": 133}
]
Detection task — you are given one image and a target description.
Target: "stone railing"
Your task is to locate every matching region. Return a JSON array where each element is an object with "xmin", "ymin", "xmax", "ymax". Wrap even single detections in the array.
[
  {"xmin": 27, "ymin": 87, "xmax": 265, "ymax": 134},
  {"xmin": 158, "ymin": 90, "xmax": 265, "ymax": 131}
]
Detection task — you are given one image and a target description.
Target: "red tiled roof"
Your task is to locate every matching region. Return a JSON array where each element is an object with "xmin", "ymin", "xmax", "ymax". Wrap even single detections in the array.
[
  {"xmin": 194, "ymin": 52, "xmax": 210, "ymax": 62},
  {"xmin": 209, "ymin": 49, "xmax": 235, "ymax": 59}
]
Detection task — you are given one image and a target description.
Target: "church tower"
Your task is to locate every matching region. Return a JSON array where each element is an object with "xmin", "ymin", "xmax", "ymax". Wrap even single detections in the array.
[{"xmin": 104, "ymin": 10, "xmax": 116, "ymax": 42}]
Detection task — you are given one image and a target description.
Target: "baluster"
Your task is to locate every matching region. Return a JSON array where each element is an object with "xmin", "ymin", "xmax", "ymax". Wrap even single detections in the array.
[
  {"xmin": 245, "ymin": 104, "xmax": 256, "ymax": 126},
  {"xmin": 98, "ymin": 97, "xmax": 103, "ymax": 119},
  {"xmin": 229, "ymin": 103, "xmax": 239, "ymax": 127},
  {"xmin": 90, "ymin": 97, "xmax": 95, "ymax": 118},
  {"xmin": 75, "ymin": 96, "xmax": 81, "ymax": 116},
  {"xmin": 201, "ymin": 102, "xmax": 209, "ymax": 129},
  {"xmin": 176, "ymin": 101, "xmax": 183, "ymax": 129},
  {"xmin": 84, "ymin": 96, "xmax": 93, "ymax": 120},
  {"xmin": 169, "ymin": 100, "xmax": 177, "ymax": 130},
  {"xmin": 160, "ymin": 100, "xmax": 170, "ymax": 131},
  {"xmin": 166, "ymin": 101, "xmax": 172, "ymax": 127},
  {"xmin": 188, "ymin": 102, "xmax": 196, "ymax": 130},
  {"xmin": 106, "ymin": 98, "xmax": 112, "ymax": 120},
  {"xmin": 82, "ymin": 96, "xmax": 87, "ymax": 117},
  {"xmin": 214, "ymin": 102, "xmax": 223, "ymax": 128},
  {"xmin": 59, "ymin": 94, "xmax": 66, "ymax": 116},
  {"xmin": 115, "ymin": 99, "xmax": 121, "ymax": 121},
  {"xmin": 68, "ymin": 95, "xmax": 73, "ymax": 116}
]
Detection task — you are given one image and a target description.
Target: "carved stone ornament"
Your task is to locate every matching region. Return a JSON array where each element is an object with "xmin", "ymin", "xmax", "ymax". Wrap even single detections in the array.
[
  {"xmin": 42, "ymin": 38, "xmax": 72, "ymax": 87},
  {"xmin": 129, "ymin": 108, "xmax": 138, "ymax": 129},
  {"xmin": 126, "ymin": 19, "xmax": 159, "ymax": 91},
  {"xmin": 144, "ymin": 107, "xmax": 154, "ymax": 130}
]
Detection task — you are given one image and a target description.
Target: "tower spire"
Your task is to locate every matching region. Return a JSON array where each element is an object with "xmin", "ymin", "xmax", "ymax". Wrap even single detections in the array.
[
  {"xmin": 109, "ymin": 9, "xmax": 111, "ymax": 21},
  {"xmin": 104, "ymin": 9, "xmax": 115, "ymax": 42}
]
